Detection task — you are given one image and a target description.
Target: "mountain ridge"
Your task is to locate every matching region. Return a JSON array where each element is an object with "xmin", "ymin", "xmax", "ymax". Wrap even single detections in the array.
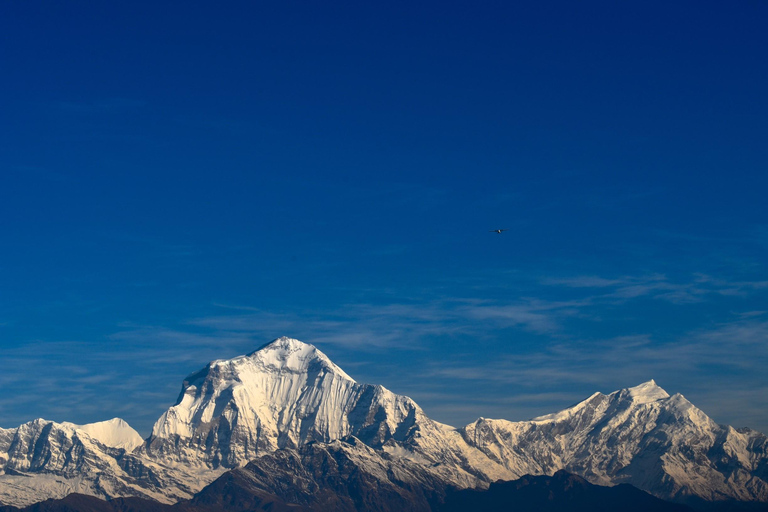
[
  {"xmin": 0, "ymin": 467, "xmax": 709, "ymax": 512},
  {"xmin": 1, "ymin": 336, "xmax": 767, "ymax": 508}
]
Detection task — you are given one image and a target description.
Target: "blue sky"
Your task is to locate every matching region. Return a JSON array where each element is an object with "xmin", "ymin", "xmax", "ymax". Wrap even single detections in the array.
[{"xmin": 1, "ymin": 1, "xmax": 767, "ymax": 436}]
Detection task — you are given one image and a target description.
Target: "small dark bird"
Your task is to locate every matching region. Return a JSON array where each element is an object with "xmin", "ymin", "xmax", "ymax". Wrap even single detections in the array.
[{"xmin": 490, "ymin": 229, "xmax": 508, "ymax": 234}]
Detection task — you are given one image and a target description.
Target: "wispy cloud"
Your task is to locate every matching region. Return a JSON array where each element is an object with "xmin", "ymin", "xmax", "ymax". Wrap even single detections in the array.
[
  {"xmin": 188, "ymin": 303, "xmax": 463, "ymax": 350},
  {"xmin": 0, "ymin": 339, "xmax": 180, "ymax": 434},
  {"xmin": 187, "ymin": 296, "xmax": 584, "ymax": 349},
  {"xmin": 3, "ymin": 265, "xmax": 766, "ymax": 435},
  {"xmin": 543, "ymin": 272, "xmax": 768, "ymax": 305},
  {"xmin": 458, "ymin": 297, "xmax": 591, "ymax": 334},
  {"xmin": 543, "ymin": 276, "xmax": 627, "ymax": 288},
  {"xmin": 416, "ymin": 316, "xmax": 768, "ymax": 430},
  {"xmin": 429, "ymin": 316, "xmax": 768, "ymax": 383}
]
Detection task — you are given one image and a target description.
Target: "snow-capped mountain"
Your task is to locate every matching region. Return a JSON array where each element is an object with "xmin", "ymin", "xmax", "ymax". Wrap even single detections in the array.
[
  {"xmin": 60, "ymin": 418, "xmax": 145, "ymax": 452},
  {"xmin": 461, "ymin": 380, "xmax": 768, "ymax": 502},
  {"xmin": 1, "ymin": 337, "xmax": 767, "ymax": 509},
  {"xmin": 0, "ymin": 417, "xmax": 170, "ymax": 507},
  {"xmin": 143, "ymin": 337, "xmax": 436, "ymax": 468},
  {"xmin": 139, "ymin": 337, "xmax": 519, "ymax": 489}
]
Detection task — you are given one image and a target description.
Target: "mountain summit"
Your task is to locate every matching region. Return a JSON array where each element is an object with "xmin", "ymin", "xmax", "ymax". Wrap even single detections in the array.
[
  {"xmin": 624, "ymin": 379, "xmax": 670, "ymax": 403},
  {"xmin": 146, "ymin": 337, "xmax": 429, "ymax": 469},
  {"xmin": 245, "ymin": 337, "xmax": 355, "ymax": 380}
]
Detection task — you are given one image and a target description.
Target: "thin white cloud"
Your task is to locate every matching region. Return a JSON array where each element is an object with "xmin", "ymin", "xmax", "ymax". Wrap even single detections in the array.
[
  {"xmin": 188, "ymin": 297, "xmax": 580, "ymax": 348},
  {"xmin": 542, "ymin": 276, "xmax": 626, "ymax": 288},
  {"xmin": 3, "ymin": 270, "xmax": 766, "ymax": 434},
  {"xmin": 542, "ymin": 272, "xmax": 768, "ymax": 305},
  {"xmin": 416, "ymin": 318, "xmax": 768, "ymax": 431}
]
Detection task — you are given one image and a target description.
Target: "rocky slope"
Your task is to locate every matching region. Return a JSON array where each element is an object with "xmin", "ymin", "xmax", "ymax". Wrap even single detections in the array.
[
  {"xmin": 0, "ymin": 466, "xmax": 704, "ymax": 512},
  {"xmin": 185, "ymin": 437, "xmax": 449, "ymax": 512}
]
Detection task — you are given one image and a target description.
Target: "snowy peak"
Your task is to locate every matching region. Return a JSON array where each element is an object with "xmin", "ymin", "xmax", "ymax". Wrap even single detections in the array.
[
  {"xmin": 617, "ymin": 379, "xmax": 670, "ymax": 404},
  {"xmin": 462, "ymin": 379, "xmax": 768, "ymax": 503},
  {"xmin": 246, "ymin": 336, "xmax": 355, "ymax": 381},
  {"xmin": 62, "ymin": 418, "xmax": 144, "ymax": 451},
  {"xmin": 148, "ymin": 336, "xmax": 424, "ymax": 468},
  {"xmin": 4, "ymin": 417, "xmax": 143, "ymax": 453},
  {"xmin": 181, "ymin": 337, "xmax": 355, "ymax": 390},
  {"xmin": 530, "ymin": 380, "xmax": 671, "ymax": 423}
]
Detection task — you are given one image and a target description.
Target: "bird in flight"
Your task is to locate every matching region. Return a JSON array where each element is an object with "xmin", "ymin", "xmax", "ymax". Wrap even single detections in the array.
[{"xmin": 490, "ymin": 229, "xmax": 508, "ymax": 234}]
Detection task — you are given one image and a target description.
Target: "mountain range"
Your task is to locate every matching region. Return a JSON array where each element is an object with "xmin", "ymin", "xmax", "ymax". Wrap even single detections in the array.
[{"xmin": 1, "ymin": 337, "xmax": 767, "ymax": 510}]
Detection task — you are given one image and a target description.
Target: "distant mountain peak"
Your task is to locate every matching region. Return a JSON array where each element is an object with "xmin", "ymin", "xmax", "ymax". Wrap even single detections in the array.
[
  {"xmin": 243, "ymin": 336, "xmax": 354, "ymax": 381},
  {"xmin": 251, "ymin": 335, "xmax": 308, "ymax": 353},
  {"xmin": 528, "ymin": 380, "xmax": 671, "ymax": 424},
  {"xmin": 179, "ymin": 337, "xmax": 355, "ymax": 394},
  {"xmin": 61, "ymin": 417, "xmax": 144, "ymax": 451},
  {"xmin": 620, "ymin": 379, "xmax": 670, "ymax": 404}
]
